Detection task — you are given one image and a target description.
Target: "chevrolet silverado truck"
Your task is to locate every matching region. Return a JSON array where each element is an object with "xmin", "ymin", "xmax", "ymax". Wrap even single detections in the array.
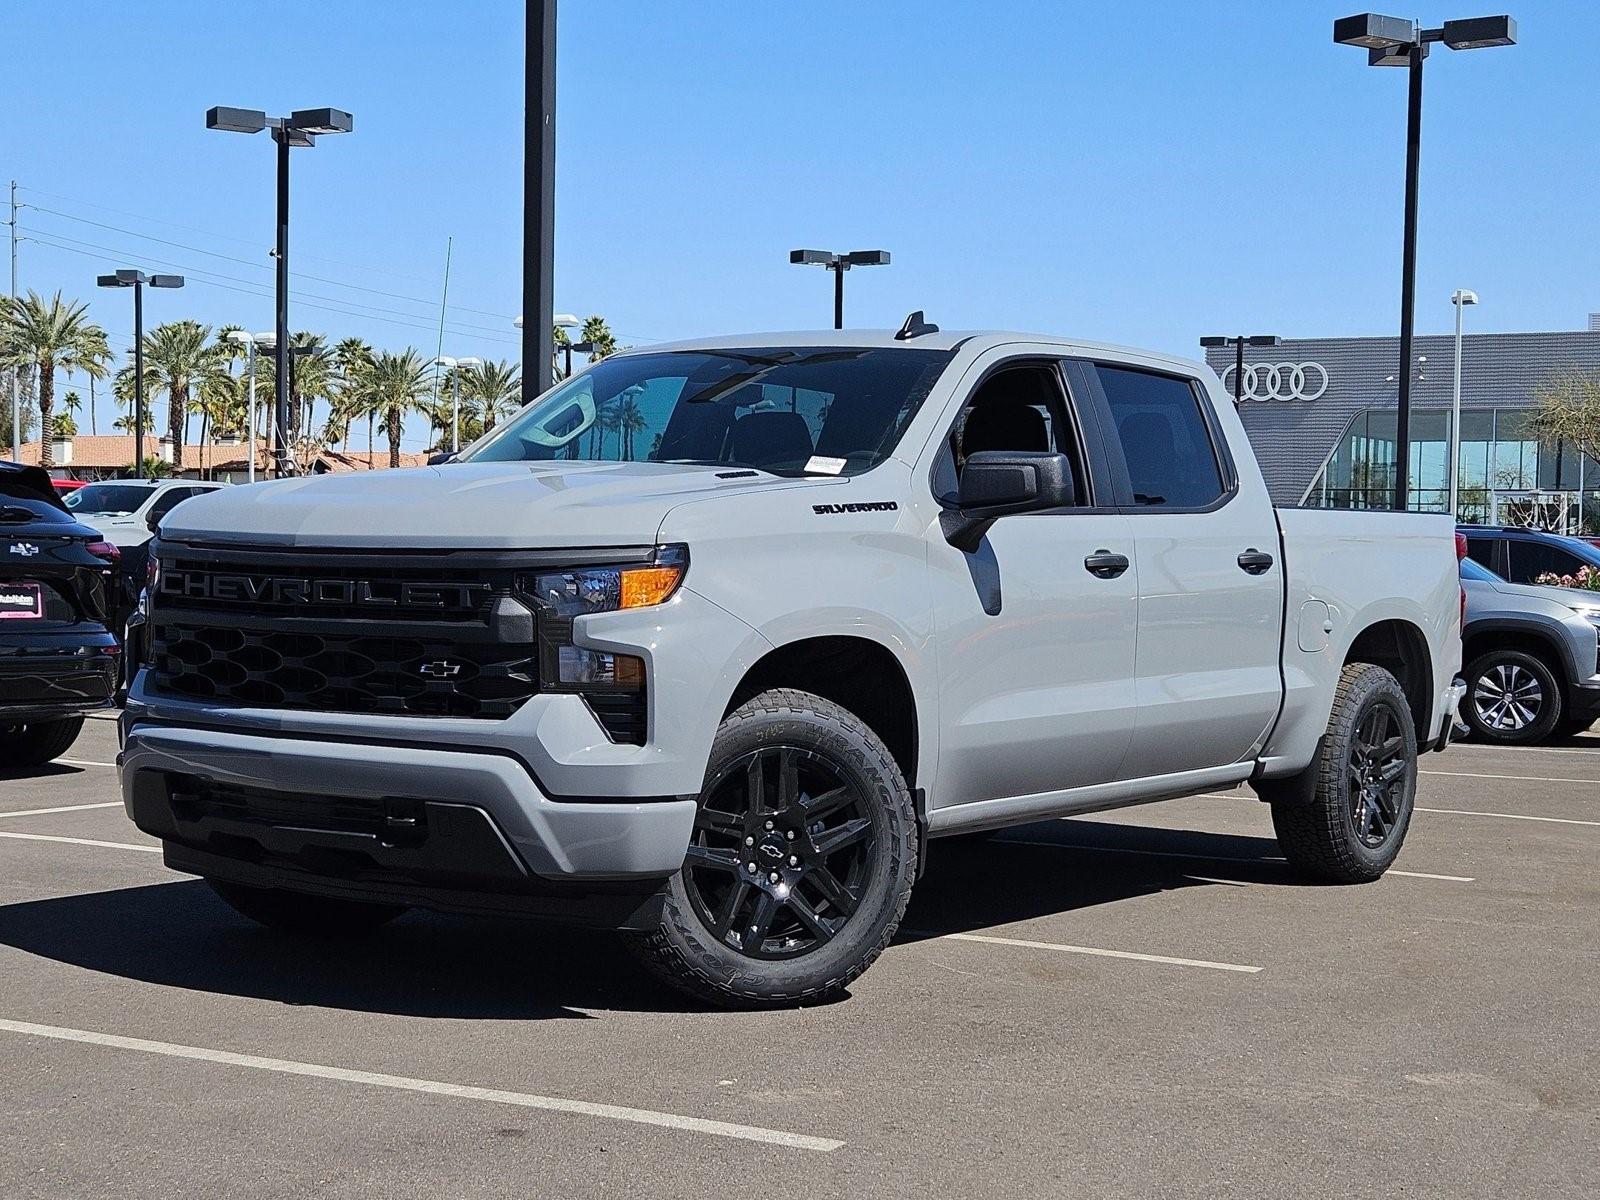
[{"xmin": 120, "ymin": 324, "xmax": 1464, "ymax": 1006}]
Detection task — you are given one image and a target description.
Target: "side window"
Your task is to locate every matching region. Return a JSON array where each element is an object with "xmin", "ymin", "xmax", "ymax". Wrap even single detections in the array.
[
  {"xmin": 1508, "ymin": 539, "xmax": 1586, "ymax": 583},
  {"xmin": 149, "ymin": 488, "xmax": 194, "ymax": 519},
  {"xmin": 1465, "ymin": 537, "xmax": 1496, "ymax": 571},
  {"xmin": 934, "ymin": 363, "xmax": 1087, "ymax": 505},
  {"xmin": 1096, "ymin": 365, "xmax": 1227, "ymax": 509}
]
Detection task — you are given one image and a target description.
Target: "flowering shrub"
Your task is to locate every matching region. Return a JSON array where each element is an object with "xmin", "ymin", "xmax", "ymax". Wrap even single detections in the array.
[{"xmin": 1535, "ymin": 565, "xmax": 1600, "ymax": 591}]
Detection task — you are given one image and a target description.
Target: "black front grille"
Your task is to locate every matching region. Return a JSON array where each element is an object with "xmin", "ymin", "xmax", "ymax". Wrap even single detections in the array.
[{"xmin": 169, "ymin": 777, "xmax": 415, "ymax": 840}]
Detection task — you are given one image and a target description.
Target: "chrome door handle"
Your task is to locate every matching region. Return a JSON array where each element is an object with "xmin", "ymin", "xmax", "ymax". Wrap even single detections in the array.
[
  {"xmin": 1237, "ymin": 549, "xmax": 1274, "ymax": 575},
  {"xmin": 1084, "ymin": 550, "xmax": 1130, "ymax": 579}
]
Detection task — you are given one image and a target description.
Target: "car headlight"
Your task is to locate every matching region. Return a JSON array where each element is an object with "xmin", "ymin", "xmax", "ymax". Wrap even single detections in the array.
[
  {"xmin": 1567, "ymin": 603, "xmax": 1600, "ymax": 627},
  {"xmin": 526, "ymin": 545, "xmax": 687, "ymax": 618}
]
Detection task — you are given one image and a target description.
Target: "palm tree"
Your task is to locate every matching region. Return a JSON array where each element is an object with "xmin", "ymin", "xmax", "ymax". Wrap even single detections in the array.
[
  {"xmin": 617, "ymin": 387, "xmax": 647, "ymax": 460},
  {"xmin": 365, "ymin": 349, "xmax": 433, "ymax": 468},
  {"xmin": 63, "ymin": 329, "xmax": 110, "ymax": 436},
  {"xmin": 331, "ymin": 337, "xmax": 375, "ymax": 450},
  {"xmin": 1, "ymin": 291, "xmax": 108, "ymax": 467},
  {"xmin": 579, "ymin": 315, "xmax": 618, "ymax": 362},
  {"xmin": 118, "ymin": 320, "xmax": 225, "ymax": 471},
  {"xmin": 458, "ymin": 359, "xmax": 521, "ymax": 439}
]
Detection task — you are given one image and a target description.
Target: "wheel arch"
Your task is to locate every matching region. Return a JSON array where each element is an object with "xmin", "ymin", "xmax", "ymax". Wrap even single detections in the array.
[
  {"xmin": 1344, "ymin": 618, "xmax": 1433, "ymax": 742},
  {"xmin": 725, "ymin": 635, "xmax": 920, "ymax": 790},
  {"xmin": 1463, "ymin": 621, "xmax": 1577, "ymax": 689}
]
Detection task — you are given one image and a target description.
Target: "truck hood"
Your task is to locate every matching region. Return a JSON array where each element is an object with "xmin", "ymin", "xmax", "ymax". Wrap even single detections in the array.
[{"xmin": 157, "ymin": 461, "xmax": 803, "ymax": 549}]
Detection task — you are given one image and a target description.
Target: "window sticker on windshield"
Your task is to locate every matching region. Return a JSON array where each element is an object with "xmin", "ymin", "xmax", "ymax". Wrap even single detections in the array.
[
  {"xmin": 805, "ymin": 455, "xmax": 846, "ymax": 476},
  {"xmin": 0, "ymin": 582, "xmax": 42, "ymax": 619}
]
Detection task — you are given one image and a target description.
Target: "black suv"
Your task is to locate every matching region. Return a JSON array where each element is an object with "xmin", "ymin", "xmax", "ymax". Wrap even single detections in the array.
[
  {"xmin": 1459, "ymin": 525, "xmax": 1600, "ymax": 586},
  {"xmin": 1, "ymin": 463, "xmax": 120, "ymax": 766}
]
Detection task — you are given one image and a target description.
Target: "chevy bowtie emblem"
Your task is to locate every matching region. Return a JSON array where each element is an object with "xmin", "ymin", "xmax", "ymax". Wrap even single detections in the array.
[
  {"xmin": 8, "ymin": 543, "xmax": 40, "ymax": 557},
  {"xmin": 419, "ymin": 660, "xmax": 462, "ymax": 678}
]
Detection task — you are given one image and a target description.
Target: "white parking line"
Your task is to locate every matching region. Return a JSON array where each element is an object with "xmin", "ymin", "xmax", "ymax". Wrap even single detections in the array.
[
  {"xmin": 0, "ymin": 801, "xmax": 123, "ymax": 819},
  {"xmin": 0, "ymin": 1018, "xmax": 843, "ymax": 1153},
  {"xmin": 922, "ymin": 930, "xmax": 1262, "ymax": 974},
  {"xmin": 0, "ymin": 831, "xmax": 159, "ymax": 853},
  {"xmin": 997, "ymin": 838, "xmax": 1473, "ymax": 881},
  {"xmin": 1421, "ymin": 769, "xmax": 1598, "ymax": 786},
  {"xmin": 1418, "ymin": 807, "xmax": 1600, "ymax": 828},
  {"xmin": 53, "ymin": 757, "xmax": 117, "ymax": 769}
]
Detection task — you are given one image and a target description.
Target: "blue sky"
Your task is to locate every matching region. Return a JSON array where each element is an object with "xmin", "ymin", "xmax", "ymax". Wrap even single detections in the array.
[{"xmin": 4, "ymin": 1, "xmax": 1596, "ymax": 448}]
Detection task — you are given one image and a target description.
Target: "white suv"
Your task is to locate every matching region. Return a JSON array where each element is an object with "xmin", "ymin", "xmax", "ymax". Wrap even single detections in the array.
[{"xmin": 64, "ymin": 479, "xmax": 227, "ymax": 548}]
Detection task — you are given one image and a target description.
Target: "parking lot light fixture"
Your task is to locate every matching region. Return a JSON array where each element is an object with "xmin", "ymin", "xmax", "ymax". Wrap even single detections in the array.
[
  {"xmin": 789, "ymin": 248, "xmax": 891, "ymax": 329},
  {"xmin": 1333, "ymin": 13, "xmax": 1516, "ymax": 510},
  {"xmin": 97, "ymin": 269, "xmax": 184, "ymax": 479},
  {"xmin": 1200, "ymin": 334, "xmax": 1281, "ymax": 406},
  {"xmin": 206, "ymin": 104, "xmax": 353, "ymax": 478}
]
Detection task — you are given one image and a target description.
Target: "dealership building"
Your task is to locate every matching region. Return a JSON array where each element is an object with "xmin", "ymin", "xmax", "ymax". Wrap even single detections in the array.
[{"xmin": 1202, "ymin": 318, "xmax": 1600, "ymax": 528}]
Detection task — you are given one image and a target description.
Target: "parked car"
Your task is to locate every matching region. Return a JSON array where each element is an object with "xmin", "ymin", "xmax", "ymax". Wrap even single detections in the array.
[
  {"xmin": 62, "ymin": 479, "xmax": 225, "ymax": 640},
  {"xmin": 121, "ymin": 327, "xmax": 1463, "ymax": 1006},
  {"xmin": 1459, "ymin": 555, "xmax": 1600, "ymax": 744},
  {"xmin": 1458, "ymin": 525, "xmax": 1600, "ymax": 586},
  {"xmin": 1, "ymin": 463, "xmax": 120, "ymax": 766}
]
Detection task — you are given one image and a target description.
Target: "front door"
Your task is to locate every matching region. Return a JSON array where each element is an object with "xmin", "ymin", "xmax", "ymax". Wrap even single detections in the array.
[
  {"xmin": 1083, "ymin": 361, "xmax": 1284, "ymax": 779},
  {"xmin": 926, "ymin": 354, "xmax": 1139, "ymax": 805}
]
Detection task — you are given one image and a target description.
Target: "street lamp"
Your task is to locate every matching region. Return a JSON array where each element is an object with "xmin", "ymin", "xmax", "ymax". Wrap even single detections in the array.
[
  {"xmin": 225, "ymin": 330, "xmax": 263, "ymax": 484},
  {"xmin": 96, "ymin": 270, "xmax": 184, "ymax": 479},
  {"xmin": 1199, "ymin": 334, "xmax": 1282, "ymax": 405},
  {"xmin": 1448, "ymin": 289, "xmax": 1478, "ymax": 519},
  {"xmin": 206, "ymin": 105, "xmax": 353, "ymax": 478},
  {"xmin": 434, "ymin": 355, "xmax": 483, "ymax": 453},
  {"xmin": 1334, "ymin": 13, "xmax": 1516, "ymax": 510},
  {"xmin": 789, "ymin": 249, "xmax": 890, "ymax": 329}
]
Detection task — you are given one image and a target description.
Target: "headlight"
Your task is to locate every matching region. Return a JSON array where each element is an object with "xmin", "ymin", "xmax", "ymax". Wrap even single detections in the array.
[
  {"xmin": 526, "ymin": 545, "xmax": 687, "ymax": 618},
  {"xmin": 1568, "ymin": 605, "xmax": 1600, "ymax": 627}
]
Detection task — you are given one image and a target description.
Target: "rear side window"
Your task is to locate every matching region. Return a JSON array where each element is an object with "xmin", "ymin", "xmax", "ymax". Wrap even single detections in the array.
[
  {"xmin": 1507, "ymin": 539, "xmax": 1588, "ymax": 584},
  {"xmin": 1464, "ymin": 537, "xmax": 1496, "ymax": 571},
  {"xmin": 1096, "ymin": 365, "xmax": 1227, "ymax": 509}
]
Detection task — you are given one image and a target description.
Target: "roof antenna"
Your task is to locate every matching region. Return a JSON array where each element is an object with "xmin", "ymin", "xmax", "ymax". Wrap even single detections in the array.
[{"xmin": 894, "ymin": 310, "xmax": 938, "ymax": 340}]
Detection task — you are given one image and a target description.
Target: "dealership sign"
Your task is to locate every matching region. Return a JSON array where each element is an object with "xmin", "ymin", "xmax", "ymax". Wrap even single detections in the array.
[{"xmin": 1220, "ymin": 362, "xmax": 1329, "ymax": 402}]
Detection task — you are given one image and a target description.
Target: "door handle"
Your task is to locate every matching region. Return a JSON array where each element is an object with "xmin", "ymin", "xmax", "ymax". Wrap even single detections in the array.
[
  {"xmin": 1237, "ymin": 548, "xmax": 1274, "ymax": 575},
  {"xmin": 1084, "ymin": 550, "xmax": 1130, "ymax": 579}
]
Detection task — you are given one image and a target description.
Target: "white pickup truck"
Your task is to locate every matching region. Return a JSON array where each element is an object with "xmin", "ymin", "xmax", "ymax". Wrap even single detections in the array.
[{"xmin": 121, "ymin": 321, "xmax": 1463, "ymax": 1006}]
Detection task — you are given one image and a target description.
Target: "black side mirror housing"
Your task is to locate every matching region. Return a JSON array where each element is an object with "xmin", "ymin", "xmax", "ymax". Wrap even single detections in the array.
[
  {"xmin": 428, "ymin": 451, "xmax": 458, "ymax": 466},
  {"xmin": 941, "ymin": 451, "xmax": 1076, "ymax": 553}
]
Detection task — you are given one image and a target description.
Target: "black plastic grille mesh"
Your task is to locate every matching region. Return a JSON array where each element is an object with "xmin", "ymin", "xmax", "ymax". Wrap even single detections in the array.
[{"xmin": 151, "ymin": 622, "xmax": 536, "ymax": 718}]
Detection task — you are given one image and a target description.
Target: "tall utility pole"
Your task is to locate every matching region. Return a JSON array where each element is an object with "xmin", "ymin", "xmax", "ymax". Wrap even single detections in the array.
[
  {"xmin": 524, "ymin": 0, "xmax": 557, "ymax": 399},
  {"xmin": 8, "ymin": 180, "xmax": 18, "ymax": 463}
]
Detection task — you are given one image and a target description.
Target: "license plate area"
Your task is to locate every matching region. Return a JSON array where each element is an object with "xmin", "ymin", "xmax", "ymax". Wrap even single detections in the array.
[{"xmin": 0, "ymin": 582, "xmax": 42, "ymax": 620}]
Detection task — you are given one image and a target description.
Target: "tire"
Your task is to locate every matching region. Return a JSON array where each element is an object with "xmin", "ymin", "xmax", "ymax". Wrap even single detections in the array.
[
  {"xmin": 629, "ymin": 688, "xmax": 918, "ymax": 1008},
  {"xmin": 207, "ymin": 880, "xmax": 406, "ymax": 936},
  {"xmin": 1271, "ymin": 663, "xmax": 1417, "ymax": 884},
  {"xmin": 0, "ymin": 717, "xmax": 85, "ymax": 767},
  {"xmin": 1463, "ymin": 648, "xmax": 1562, "ymax": 745},
  {"xmin": 1554, "ymin": 715, "xmax": 1594, "ymax": 739}
]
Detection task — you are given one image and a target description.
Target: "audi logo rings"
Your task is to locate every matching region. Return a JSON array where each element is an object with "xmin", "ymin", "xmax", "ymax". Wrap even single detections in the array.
[{"xmin": 1220, "ymin": 361, "xmax": 1329, "ymax": 402}]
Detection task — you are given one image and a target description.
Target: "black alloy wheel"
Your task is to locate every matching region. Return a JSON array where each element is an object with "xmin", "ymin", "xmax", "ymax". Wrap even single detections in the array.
[
  {"xmin": 1348, "ymin": 702, "xmax": 1407, "ymax": 849},
  {"xmin": 684, "ymin": 744, "xmax": 877, "ymax": 959}
]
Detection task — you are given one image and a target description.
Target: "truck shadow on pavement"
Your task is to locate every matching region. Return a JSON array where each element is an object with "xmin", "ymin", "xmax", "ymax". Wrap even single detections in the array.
[{"xmin": 0, "ymin": 820, "xmax": 1297, "ymax": 1016}]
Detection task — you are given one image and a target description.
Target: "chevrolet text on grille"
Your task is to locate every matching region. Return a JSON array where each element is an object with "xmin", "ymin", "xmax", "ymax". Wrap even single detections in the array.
[{"xmin": 160, "ymin": 571, "xmax": 491, "ymax": 609}]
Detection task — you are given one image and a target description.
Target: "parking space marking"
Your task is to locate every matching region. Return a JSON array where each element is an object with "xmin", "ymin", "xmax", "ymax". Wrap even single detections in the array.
[
  {"xmin": 0, "ymin": 1018, "xmax": 844, "ymax": 1153},
  {"xmin": 0, "ymin": 831, "xmax": 159, "ymax": 853},
  {"xmin": 1418, "ymin": 806, "xmax": 1600, "ymax": 827},
  {"xmin": 53, "ymin": 757, "xmax": 117, "ymax": 769},
  {"xmin": 0, "ymin": 802, "xmax": 123, "ymax": 819},
  {"xmin": 1421, "ymin": 769, "xmax": 1598, "ymax": 786},
  {"xmin": 916, "ymin": 930, "xmax": 1263, "ymax": 974},
  {"xmin": 999, "ymin": 837, "xmax": 1472, "ymax": 881}
]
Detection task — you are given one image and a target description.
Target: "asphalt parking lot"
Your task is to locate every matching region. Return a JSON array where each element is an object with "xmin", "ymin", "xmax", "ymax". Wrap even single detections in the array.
[{"xmin": 2, "ymin": 716, "xmax": 1596, "ymax": 1198}]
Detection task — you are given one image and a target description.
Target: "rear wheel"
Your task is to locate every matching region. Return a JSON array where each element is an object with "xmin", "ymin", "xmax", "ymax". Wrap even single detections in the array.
[
  {"xmin": 1271, "ymin": 663, "xmax": 1417, "ymax": 883},
  {"xmin": 1463, "ymin": 649, "xmax": 1561, "ymax": 745},
  {"xmin": 207, "ymin": 880, "xmax": 406, "ymax": 936},
  {"xmin": 630, "ymin": 688, "xmax": 917, "ymax": 1007},
  {"xmin": 0, "ymin": 717, "xmax": 85, "ymax": 768}
]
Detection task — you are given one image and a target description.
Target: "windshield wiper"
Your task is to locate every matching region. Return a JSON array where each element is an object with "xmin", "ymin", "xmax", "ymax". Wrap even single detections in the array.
[{"xmin": 684, "ymin": 349, "xmax": 870, "ymax": 405}]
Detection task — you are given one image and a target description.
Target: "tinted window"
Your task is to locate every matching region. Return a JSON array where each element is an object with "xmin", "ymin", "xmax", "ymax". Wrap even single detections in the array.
[
  {"xmin": 1507, "ymin": 539, "xmax": 1590, "ymax": 585},
  {"xmin": 1097, "ymin": 365, "xmax": 1226, "ymax": 508},
  {"xmin": 463, "ymin": 347, "xmax": 953, "ymax": 477},
  {"xmin": 1464, "ymin": 536, "xmax": 1496, "ymax": 570},
  {"xmin": 933, "ymin": 363, "xmax": 1088, "ymax": 505},
  {"xmin": 150, "ymin": 488, "xmax": 197, "ymax": 518}
]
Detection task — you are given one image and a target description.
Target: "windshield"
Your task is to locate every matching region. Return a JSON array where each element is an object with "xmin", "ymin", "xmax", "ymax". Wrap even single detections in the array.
[
  {"xmin": 461, "ymin": 346, "xmax": 954, "ymax": 476},
  {"xmin": 1460, "ymin": 557, "xmax": 1501, "ymax": 583},
  {"xmin": 63, "ymin": 483, "xmax": 153, "ymax": 516}
]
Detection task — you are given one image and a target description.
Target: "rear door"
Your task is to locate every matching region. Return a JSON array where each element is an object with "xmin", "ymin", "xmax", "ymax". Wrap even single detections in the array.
[{"xmin": 1080, "ymin": 361, "xmax": 1284, "ymax": 778}]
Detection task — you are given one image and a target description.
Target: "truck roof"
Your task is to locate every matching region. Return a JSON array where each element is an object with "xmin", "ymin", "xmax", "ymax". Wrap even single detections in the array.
[{"xmin": 624, "ymin": 329, "xmax": 1215, "ymax": 381}]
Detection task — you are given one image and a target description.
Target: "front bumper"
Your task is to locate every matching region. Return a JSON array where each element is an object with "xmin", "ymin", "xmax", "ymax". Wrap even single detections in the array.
[{"xmin": 121, "ymin": 723, "xmax": 698, "ymax": 926}]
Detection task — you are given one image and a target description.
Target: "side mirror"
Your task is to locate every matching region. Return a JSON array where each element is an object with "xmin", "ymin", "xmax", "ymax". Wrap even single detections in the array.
[
  {"xmin": 428, "ymin": 451, "xmax": 457, "ymax": 466},
  {"xmin": 941, "ymin": 451, "xmax": 1076, "ymax": 553}
]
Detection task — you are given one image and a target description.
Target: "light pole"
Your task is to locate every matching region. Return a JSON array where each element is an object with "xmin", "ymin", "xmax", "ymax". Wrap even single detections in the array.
[
  {"xmin": 1448, "ymin": 289, "xmax": 1478, "ymax": 519},
  {"xmin": 206, "ymin": 105, "xmax": 353, "ymax": 479},
  {"xmin": 789, "ymin": 249, "xmax": 890, "ymax": 329},
  {"xmin": 1199, "ymin": 334, "xmax": 1282, "ymax": 405},
  {"xmin": 96, "ymin": 270, "xmax": 184, "ymax": 479},
  {"xmin": 1334, "ymin": 13, "xmax": 1516, "ymax": 511},
  {"xmin": 225, "ymin": 330, "xmax": 262, "ymax": 483},
  {"xmin": 434, "ymin": 356, "xmax": 483, "ymax": 453}
]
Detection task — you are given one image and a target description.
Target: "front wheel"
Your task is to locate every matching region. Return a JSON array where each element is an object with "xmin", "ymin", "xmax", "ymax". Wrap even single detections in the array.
[
  {"xmin": 1271, "ymin": 663, "xmax": 1417, "ymax": 883},
  {"xmin": 629, "ymin": 688, "xmax": 917, "ymax": 1007}
]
